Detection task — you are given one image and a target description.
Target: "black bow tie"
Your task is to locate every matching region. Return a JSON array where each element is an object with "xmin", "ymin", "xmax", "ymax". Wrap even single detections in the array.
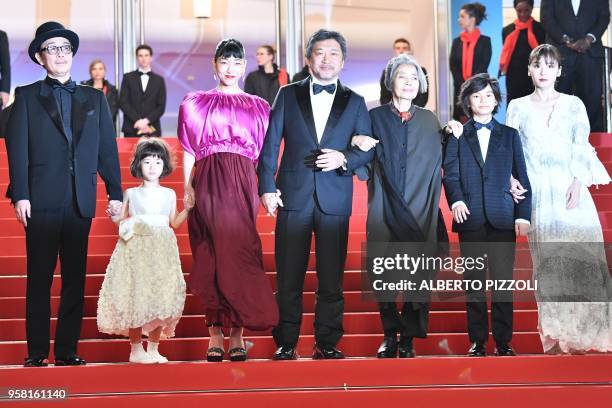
[
  {"xmin": 313, "ymin": 83, "xmax": 336, "ymax": 95},
  {"xmin": 474, "ymin": 121, "xmax": 494, "ymax": 131},
  {"xmin": 138, "ymin": 71, "xmax": 150, "ymax": 76},
  {"xmin": 46, "ymin": 77, "xmax": 76, "ymax": 93}
]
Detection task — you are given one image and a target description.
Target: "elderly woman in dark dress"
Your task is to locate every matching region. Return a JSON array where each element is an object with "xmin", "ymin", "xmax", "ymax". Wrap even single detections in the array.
[{"xmin": 352, "ymin": 54, "xmax": 448, "ymax": 358}]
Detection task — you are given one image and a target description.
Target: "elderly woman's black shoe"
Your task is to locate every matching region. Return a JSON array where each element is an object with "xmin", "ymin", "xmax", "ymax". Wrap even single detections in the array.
[
  {"xmin": 376, "ymin": 335, "xmax": 398, "ymax": 358},
  {"xmin": 398, "ymin": 336, "xmax": 416, "ymax": 358}
]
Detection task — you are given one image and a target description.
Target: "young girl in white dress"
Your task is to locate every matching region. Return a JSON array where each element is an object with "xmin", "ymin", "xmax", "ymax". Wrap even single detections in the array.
[
  {"xmin": 506, "ymin": 44, "xmax": 611, "ymax": 354},
  {"xmin": 97, "ymin": 138, "xmax": 192, "ymax": 363}
]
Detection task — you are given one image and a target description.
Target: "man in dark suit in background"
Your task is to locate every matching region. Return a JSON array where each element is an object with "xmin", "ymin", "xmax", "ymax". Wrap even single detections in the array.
[
  {"xmin": 0, "ymin": 29, "xmax": 10, "ymax": 109},
  {"xmin": 258, "ymin": 29, "xmax": 374, "ymax": 361},
  {"xmin": 541, "ymin": 0, "xmax": 610, "ymax": 131},
  {"xmin": 5, "ymin": 21, "xmax": 122, "ymax": 367},
  {"xmin": 119, "ymin": 44, "xmax": 166, "ymax": 137},
  {"xmin": 443, "ymin": 74, "xmax": 531, "ymax": 357}
]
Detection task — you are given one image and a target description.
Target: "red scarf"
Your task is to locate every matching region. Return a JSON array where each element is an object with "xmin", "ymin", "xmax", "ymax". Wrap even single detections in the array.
[
  {"xmin": 499, "ymin": 17, "xmax": 539, "ymax": 74},
  {"xmin": 460, "ymin": 28, "xmax": 481, "ymax": 81}
]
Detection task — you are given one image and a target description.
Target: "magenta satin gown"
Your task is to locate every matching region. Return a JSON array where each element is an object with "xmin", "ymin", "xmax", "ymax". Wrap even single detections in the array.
[{"xmin": 178, "ymin": 89, "xmax": 278, "ymax": 331}]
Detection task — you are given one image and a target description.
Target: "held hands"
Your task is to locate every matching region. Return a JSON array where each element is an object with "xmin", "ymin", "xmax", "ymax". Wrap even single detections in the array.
[
  {"xmin": 351, "ymin": 135, "xmax": 379, "ymax": 152},
  {"xmin": 261, "ymin": 190, "xmax": 284, "ymax": 216},
  {"xmin": 184, "ymin": 184, "xmax": 195, "ymax": 211},
  {"xmin": 15, "ymin": 200, "xmax": 31, "ymax": 227},
  {"xmin": 452, "ymin": 203, "xmax": 470, "ymax": 223},
  {"xmin": 444, "ymin": 120, "xmax": 463, "ymax": 139},
  {"xmin": 509, "ymin": 176, "xmax": 528, "ymax": 203},
  {"xmin": 134, "ymin": 118, "xmax": 151, "ymax": 132},
  {"xmin": 106, "ymin": 200, "xmax": 123, "ymax": 217},
  {"xmin": 316, "ymin": 149, "xmax": 346, "ymax": 171},
  {"xmin": 566, "ymin": 178, "xmax": 581, "ymax": 209},
  {"xmin": 569, "ymin": 37, "xmax": 593, "ymax": 53}
]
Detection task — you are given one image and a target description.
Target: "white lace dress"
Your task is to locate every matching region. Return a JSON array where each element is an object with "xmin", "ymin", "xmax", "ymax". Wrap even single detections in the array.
[
  {"xmin": 97, "ymin": 186, "xmax": 186, "ymax": 338},
  {"xmin": 507, "ymin": 93, "xmax": 612, "ymax": 353}
]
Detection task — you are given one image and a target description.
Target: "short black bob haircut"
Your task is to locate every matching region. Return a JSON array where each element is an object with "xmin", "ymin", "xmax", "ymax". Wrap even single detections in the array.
[
  {"xmin": 130, "ymin": 137, "xmax": 175, "ymax": 179},
  {"xmin": 214, "ymin": 38, "xmax": 245, "ymax": 62},
  {"xmin": 459, "ymin": 73, "xmax": 501, "ymax": 117},
  {"xmin": 305, "ymin": 29, "xmax": 347, "ymax": 60}
]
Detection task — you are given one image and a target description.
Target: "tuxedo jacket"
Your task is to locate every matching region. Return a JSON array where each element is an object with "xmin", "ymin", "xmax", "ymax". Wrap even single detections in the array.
[
  {"xmin": 257, "ymin": 79, "xmax": 374, "ymax": 216},
  {"xmin": 0, "ymin": 30, "xmax": 10, "ymax": 93},
  {"xmin": 541, "ymin": 0, "xmax": 610, "ymax": 57},
  {"xmin": 442, "ymin": 119, "xmax": 532, "ymax": 232},
  {"xmin": 119, "ymin": 70, "xmax": 166, "ymax": 136},
  {"xmin": 5, "ymin": 80, "xmax": 122, "ymax": 217}
]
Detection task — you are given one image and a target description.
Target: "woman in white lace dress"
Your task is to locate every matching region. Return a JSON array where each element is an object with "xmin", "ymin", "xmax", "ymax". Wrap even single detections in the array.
[
  {"xmin": 97, "ymin": 139, "xmax": 192, "ymax": 363},
  {"xmin": 506, "ymin": 44, "xmax": 611, "ymax": 353}
]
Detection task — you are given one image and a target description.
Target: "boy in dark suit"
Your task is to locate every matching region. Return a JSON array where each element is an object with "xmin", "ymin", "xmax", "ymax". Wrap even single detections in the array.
[
  {"xmin": 443, "ymin": 73, "xmax": 531, "ymax": 357},
  {"xmin": 119, "ymin": 44, "xmax": 166, "ymax": 137}
]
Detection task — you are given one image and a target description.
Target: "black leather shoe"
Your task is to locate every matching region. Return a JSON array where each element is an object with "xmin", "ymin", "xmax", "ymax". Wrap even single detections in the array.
[
  {"xmin": 495, "ymin": 344, "xmax": 516, "ymax": 356},
  {"xmin": 24, "ymin": 357, "xmax": 49, "ymax": 367},
  {"xmin": 468, "ymin": 342, "xmax": 486, "ymax": 357},
  {"xmin": 272, "ymin": 346, "xmax": 298, "ymax": 360},
  {"xmin": 376, "ymin": 336, "xmax": 398, "ymax": 358},
  {"xmin": 54, "ymin": 355, "xmax": 87, "ymax": 366},
  {"xmin": 312, "ymin": 344, "xmax": 344, "ymax": 359},
  {"xmin": 398, "ymin": 336, "xmax": 416, "ymax": 358}
]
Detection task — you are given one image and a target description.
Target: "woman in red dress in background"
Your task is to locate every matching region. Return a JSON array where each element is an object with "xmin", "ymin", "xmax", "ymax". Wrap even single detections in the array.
[{"xmin": 178, "ymin": 39, "xmax": 278, "ymax": 362}]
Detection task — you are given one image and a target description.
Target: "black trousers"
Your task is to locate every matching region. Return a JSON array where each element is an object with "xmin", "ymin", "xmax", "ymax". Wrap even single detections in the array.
[
  {"xmin": 25, "ymin": 180, "xmax": 92, "ymax": 359},
  {"xmin": 458, "ymin": 222, "xmax": 515, "ymax": 345},
  {"xmin": 272, "ymin": 198, "xmax": 349, "ymax": 348},
  {"xmin": 557, "ymin": 51, "xmax": 604, "ymax": 132},
  {"xmin": 379, "ymin": 301, "xmax": 429, "ymax": 339}
]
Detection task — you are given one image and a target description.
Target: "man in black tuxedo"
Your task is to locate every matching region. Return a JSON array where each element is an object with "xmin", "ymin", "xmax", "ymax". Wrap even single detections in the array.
[
  {"xmin": 443, "ymin": 74, "xmax": 531, "ymax": 357},
  {"xmin": 0, "ymin": 29, "xmax": 10, "ymax": 109},
  {"xmin": 119, "ymin": 44, "xmax": 166, "ymax": 137},
  {"xmin": 5, "ymin": 22, "xmax": 122, "ymax": 367},
  {"xmin": 541, "ymin": 0, "xmax": 610, "ymax": 131},
  {"xmin": 258, "ymin": 29, "xmax": 374, "ymax": 360}
]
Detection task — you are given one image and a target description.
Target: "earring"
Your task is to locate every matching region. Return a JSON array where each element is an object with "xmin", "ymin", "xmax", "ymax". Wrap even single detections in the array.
[{"xmin": 213, "ymin": 74, "xmax": 217, "ymax": 81}]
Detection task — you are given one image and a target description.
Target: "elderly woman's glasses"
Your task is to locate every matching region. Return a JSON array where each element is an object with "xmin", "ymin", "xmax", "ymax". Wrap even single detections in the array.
[{"xmin": 40, "ymin": 44, "xmax": 73, "ymax": 56}]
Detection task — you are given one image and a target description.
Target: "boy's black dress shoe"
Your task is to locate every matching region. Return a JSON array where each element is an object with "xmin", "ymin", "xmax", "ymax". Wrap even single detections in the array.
[
  {"xmin": 495, "ymin": 344, "xmax": 516, "ymax": 356},
  {"xmin": 468, "ymin": 342, "xmax": 487, "ymax": 357},
  {"xmin": 376, "ymin": 336, "xmax": 398, "ymax": 358},
  {"xmin": 312, "ymin": 344, "xmax": 344, "ymax": 359},
  {"xmin": 398, "ymin": 336, "xmax": 416, "ymax": 358},
  {"xmin": 54, "ymin": 355, "xmax": 87, "ymax": 366},
  {"xmin": 23, "ymin": 357, "xmax": 49, "ymax": 367},
  {"xmin": 272, "ymin": 346, "xmax": 299, "ymax": 360}
]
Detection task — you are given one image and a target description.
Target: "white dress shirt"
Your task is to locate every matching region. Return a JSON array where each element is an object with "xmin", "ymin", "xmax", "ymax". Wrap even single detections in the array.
[
  {"xmin": 451, "ymin": 121, "xmax": 529, "ymax": 225},
  {"xmin": 571, "ymin": 0, "xmax": 580, "ymax": 15},
  {"xmin": 139, "ymin": 68, "xmax": 151, "ymax": 92},
  {"xmin": 310, "ymin": 78, "xmax": 337, "ymax": 142}
]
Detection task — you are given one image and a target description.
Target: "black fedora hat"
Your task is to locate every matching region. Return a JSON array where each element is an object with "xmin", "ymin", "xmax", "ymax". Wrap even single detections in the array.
[{"xmin": 28, "ymin": 21, "xmax": 79, "ymax": 64}]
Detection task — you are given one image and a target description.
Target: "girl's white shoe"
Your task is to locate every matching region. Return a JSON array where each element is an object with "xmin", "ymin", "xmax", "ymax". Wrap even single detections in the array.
[
  {"xmin": 147, "ymin": 349, "xmax": 169, "ymax": 364},
  {"xmin": 129, "ymin": 343, "xmax": 157, "ymax": 364},
  {"xmin": 147, "ymin": 341, "xmax": 168, "ymax": 363}
]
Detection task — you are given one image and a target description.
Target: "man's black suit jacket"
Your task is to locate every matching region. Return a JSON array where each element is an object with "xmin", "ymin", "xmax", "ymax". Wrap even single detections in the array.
[
  {"xmin": 0, "ymin": 30, "xmax": 9, "ymax": 94},
  {"xmin": 257, "ymin": 79, "xmax": 374, "ymax": 216},
  {"xmin": 541, "ymin": 0, "xmax": 610, "ymax": 58},
  {"xmin": 5, "ymin": 80, "xmax": 122, "ymax": 218},
  {"xmin": 443, "ymin": 119, "xmax": 532, "ymax": 232},
  {"xmin": 119, "ymin": 70, "xmax": 166, "ymax": 136}
]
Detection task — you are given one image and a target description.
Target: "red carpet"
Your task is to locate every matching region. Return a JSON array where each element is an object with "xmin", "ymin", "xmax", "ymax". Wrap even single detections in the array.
[{"xmin": 0, "ymin": 137, "xmax": 610, "ymax": 405}]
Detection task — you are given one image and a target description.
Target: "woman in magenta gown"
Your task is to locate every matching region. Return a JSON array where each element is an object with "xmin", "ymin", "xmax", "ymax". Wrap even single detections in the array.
[{"xmin": 178, "ymin": 39, "xmax": 278, "ymax": 362}]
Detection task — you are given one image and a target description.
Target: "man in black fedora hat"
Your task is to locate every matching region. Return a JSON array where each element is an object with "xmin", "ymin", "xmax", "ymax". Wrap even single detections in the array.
[{"xmin": 5, "ymin": 21, "xmax": 123, "ymax": 367}]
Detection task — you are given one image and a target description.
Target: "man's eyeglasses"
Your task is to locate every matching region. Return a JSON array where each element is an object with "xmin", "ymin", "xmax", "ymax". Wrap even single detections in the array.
[{"xmin": 40, "ymin": 44, "xmax": 73, "ymax": 56}]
